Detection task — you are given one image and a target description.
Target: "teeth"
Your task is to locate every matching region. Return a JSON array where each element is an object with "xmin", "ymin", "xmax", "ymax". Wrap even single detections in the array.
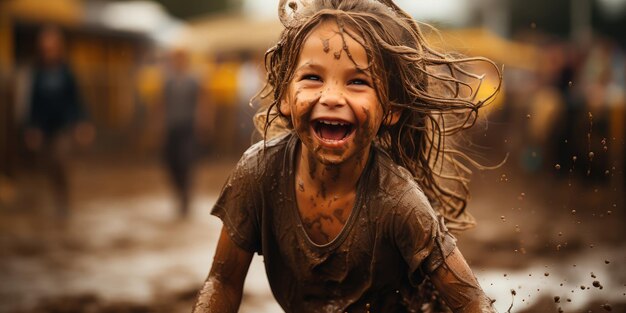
[{"xmin": 319, "ymin": 120, "xmax": 349, "ymax": 126}]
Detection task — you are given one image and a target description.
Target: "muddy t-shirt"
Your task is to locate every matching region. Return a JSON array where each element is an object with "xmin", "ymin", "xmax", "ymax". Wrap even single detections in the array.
[{"xmin": 211, "ymin": 132, "xmax": 456, "ymax": 313}]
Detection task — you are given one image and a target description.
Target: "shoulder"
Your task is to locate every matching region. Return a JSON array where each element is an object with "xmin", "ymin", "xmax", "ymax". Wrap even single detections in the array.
[
  {"xmin": 372, "ymin": 148, "xmax": 426, "ymax": 204},
  {"xmin": 234, "ymin": 131, "xmax": 294, "ymax": 178},
  {"xmin": 369, "ymin": 147, "xmax": 435, "ymax": 221}
]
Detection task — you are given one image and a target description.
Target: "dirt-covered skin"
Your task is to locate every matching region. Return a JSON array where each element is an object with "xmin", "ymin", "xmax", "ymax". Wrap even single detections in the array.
[
  {"xmin": 281, "ymin": 20, "xmax": 381, "ymax": 245},
  {"xmin": 431, "ymin": 248, "xmax": 497, "ymax": 313},
  {"xmin": 192, "ymin": 228, "xmax": 252, "ymax": 313}
]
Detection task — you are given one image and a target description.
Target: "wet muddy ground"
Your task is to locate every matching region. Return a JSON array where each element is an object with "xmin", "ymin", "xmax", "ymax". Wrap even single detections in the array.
[{"xmin": 0, "ymin": 153, "xmax": 624, "ymax": 313}]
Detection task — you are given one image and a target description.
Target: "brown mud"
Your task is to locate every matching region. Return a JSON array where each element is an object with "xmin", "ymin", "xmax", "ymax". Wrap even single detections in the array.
[{"xmin": 1, "ymin": 150, "xmax": 624, "ymax": 312}]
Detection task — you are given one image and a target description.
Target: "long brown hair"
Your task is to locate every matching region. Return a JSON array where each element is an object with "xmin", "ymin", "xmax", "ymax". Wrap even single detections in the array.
[{"xmin": 255, "ymin": 0, "xmax": 502, "ymax": 232}]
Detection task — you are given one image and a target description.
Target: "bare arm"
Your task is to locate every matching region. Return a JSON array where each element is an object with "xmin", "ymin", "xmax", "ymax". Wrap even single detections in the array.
[
  {"xmin": 430, "ymin": 247, "xmax": 496, "ymax": 313},
  {"xmin": 192, "ymin": 227, "xmax": 254, "ymax": 313}
]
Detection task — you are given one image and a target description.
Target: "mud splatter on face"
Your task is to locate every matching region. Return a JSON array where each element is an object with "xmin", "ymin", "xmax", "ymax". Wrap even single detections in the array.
[
  {"xmin": 285, "ymin": 20, "xmax": 383, "ymax": 172},
  {"xmin": 322, "ymin": 38, "xmax": 330, "ymax": 53},
  {"xmin": 354, "ymin": 106, "xmax": 375, "ymax": 151}
]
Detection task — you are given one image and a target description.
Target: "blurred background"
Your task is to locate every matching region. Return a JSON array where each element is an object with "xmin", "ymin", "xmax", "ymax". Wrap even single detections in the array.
[{"xmin": 0, "ymin": 0, "xmax": 624, "ymax": 312}]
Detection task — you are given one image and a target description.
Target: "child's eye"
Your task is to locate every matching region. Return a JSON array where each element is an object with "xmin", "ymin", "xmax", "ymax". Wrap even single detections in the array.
[
  {"xmin": 302, "ymin": 74, "xmax": 321, "ymax": 81},
  {"xmin": 349, "ymin": 78, "xmax": 371, "ymax": 86}
]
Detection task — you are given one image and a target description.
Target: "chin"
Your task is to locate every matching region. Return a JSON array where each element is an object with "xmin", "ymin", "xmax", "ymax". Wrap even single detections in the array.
[
  {"xmin": 313, "ymin": 148, "xmax": 356, "ymax": 167},
  {"xmin": 316, "ymin": 155, "xmax": 344, "ymax": 166}
]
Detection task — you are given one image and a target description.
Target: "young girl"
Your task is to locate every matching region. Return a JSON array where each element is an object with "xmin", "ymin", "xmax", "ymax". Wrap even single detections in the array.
[{"xmin": 193, "ymin": 0, "xmax": 500, "ymax": 312}]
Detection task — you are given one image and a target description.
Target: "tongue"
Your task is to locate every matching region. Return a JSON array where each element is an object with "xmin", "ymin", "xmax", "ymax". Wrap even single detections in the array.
[{"xmin": 319, "ymin": 124, "xmax": 349, "ymax": 140}]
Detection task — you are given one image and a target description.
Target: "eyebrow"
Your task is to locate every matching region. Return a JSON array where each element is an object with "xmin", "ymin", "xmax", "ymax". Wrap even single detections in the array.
[{"xmin": 294, "ymin": 62, "xmax": 322, "ymax": 73}]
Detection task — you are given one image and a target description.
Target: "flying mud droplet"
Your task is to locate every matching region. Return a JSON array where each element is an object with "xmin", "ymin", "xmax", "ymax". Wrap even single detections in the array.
[
  {"xmin": 554, "ymin": 296, "xmax": 560, "ymax": 303},
  {"xmin": 288, "ymin": 1, "xmax": 297, "ymax": 11},
  {"xmin": 500, "ymin": 174, "xmax": 508, "ymax": 182},
  {"xmin": 506, "ymin": 289, "xmax": 516, "ymax": 313},
  {"xmin": 555, "ymin": 164, "xmax": 561, "ymax": 170},
  {"xmin": 526, "ymin": 114, "xmax": 531, "ymax": 119},
  {"xmin": 568, "ymin": 81, "xmax": 573, "ymax": 87}
]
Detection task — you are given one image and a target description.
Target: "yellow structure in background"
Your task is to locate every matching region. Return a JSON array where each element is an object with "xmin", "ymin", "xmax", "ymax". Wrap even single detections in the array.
[
  {"xmin": 184, "ymin": 15, "xmax": 538, "ymax": 68},
  {"xmin": 1, "ymin": 0, "xmax": 148, "ymax": 132},
  {"xmin": 0, "ymin": 0, "xmax": 84, "ymax": 26}
]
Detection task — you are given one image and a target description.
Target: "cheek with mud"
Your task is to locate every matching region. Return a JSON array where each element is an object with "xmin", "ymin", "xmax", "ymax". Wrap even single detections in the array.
[
  {"xmin": 292, "ymin": 92, "xmax": 320, "ymax": 145},
  {"xmin": 355, "ymin": 107, "xmax": 375, "ymax": 148}
]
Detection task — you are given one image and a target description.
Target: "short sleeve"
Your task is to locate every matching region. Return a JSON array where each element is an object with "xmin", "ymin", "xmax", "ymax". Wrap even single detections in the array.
[
  {"xmin": 211, "ymin": 144, "xmax": 263, "ymax": 254},
  {"xmin": 391, "ymin": 187, "xmax": 457, "ymax": 285}
]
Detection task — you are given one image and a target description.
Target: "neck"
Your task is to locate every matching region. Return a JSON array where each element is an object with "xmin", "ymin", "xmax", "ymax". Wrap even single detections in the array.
[{"xmin": 296, "ymin": 142, "xmax": 370, "ymax": 199}]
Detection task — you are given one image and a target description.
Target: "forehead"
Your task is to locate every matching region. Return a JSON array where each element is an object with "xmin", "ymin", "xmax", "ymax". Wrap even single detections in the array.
[{"xmin": 296, "ymin": 20, "xmax": 369, "ymax": 69}]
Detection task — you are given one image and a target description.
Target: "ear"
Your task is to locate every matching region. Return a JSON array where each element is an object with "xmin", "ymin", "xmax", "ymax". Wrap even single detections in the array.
[
  {"xmin": 383, "ymin": 108, "xmax": 402, "ymax": 126},
  {"xmin": 279, "ymin": 98, "xmax": 291, "ymax": 117}
]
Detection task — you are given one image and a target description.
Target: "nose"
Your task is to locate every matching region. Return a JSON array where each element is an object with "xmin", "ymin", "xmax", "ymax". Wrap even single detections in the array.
[{"xmin": 319, "ymin": 83, "xmax": 346, "ymax": 109}]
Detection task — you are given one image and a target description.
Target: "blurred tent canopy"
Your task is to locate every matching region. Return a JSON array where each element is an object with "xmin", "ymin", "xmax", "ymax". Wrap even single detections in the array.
[
  {"xmin": 181, "ymin": 14, "xmax": 283, "ymax": 54},
  {"xmin": 117, "ymin": 0, "xmax": 233, "ymax": 20},
  {"xmin": 0, "ymin": 0, "xmax": 84, "ymax": 26},
  {"xmin": 181, "ymin": 14, "xmax": 537, "ymax": 71}
]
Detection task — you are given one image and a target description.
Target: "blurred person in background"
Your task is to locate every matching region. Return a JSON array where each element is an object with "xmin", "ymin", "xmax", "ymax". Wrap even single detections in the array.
[
  {"xmin": 162, "ymin": 49, "xmax": 201, "ymax": 218},
  {"xmin": 235, "ymin": 51, "xmax": 263, "ymax": 153},
  {"xmin": 23, "ymin": 25, "xmax": 94, "ymax": 220}
]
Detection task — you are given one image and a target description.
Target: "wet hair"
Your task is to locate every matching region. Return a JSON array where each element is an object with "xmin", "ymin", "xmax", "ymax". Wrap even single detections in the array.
[{"xmin": 256, "ymin": 0, "xmax": 502, "ymax": 232}]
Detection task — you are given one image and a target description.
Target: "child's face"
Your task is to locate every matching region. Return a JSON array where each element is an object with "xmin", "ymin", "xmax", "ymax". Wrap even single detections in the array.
[{"xmin": 281, "ymin": 20, "xmax": 384, "ymax": 165}]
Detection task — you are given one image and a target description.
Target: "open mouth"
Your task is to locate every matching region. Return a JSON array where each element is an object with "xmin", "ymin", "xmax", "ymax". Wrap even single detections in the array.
[{"xmin": 313, "ymin": 119, "xmax": 354, "ymax": 142}]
